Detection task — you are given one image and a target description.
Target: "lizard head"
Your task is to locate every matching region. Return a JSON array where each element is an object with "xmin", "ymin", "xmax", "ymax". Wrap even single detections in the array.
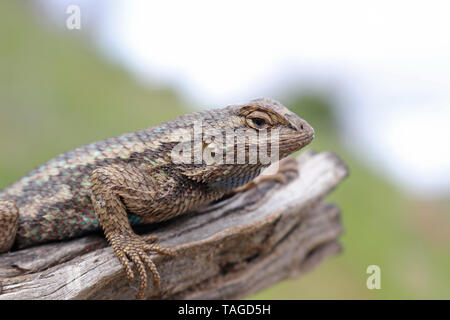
[
  {"xmin": 174, "ymin": 98, "xmax": 314, "ymax": 186},
  {"xmin": 228, "ymin": 97, "xmax": 315, "ymax": 162}
]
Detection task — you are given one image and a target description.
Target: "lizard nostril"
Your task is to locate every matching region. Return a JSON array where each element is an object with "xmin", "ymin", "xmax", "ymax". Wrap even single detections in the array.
[{"xmin": 300, "ymin": 124, "xmax": 304, "ymax": 130}]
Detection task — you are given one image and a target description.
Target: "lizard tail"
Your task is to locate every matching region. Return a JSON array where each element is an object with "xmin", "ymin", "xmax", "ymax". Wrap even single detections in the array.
[{"xmin": 0, "ymin": 200, "xmax": 19, "ymax": 253}]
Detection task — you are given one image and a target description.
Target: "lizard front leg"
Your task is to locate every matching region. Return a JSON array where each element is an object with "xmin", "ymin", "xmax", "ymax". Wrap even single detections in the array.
[{"xmin": 90, "ymin": 165, "xmax": 175, "ymax": 299}]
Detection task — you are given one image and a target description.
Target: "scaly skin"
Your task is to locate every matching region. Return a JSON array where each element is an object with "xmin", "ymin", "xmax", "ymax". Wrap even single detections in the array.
[{"xmin": 0, "ymin": 98, "xmax": 314, "ymax": 298}]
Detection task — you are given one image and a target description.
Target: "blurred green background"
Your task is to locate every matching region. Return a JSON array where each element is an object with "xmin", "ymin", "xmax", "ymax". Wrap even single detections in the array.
[{"xmin": 1, "ymin": 1, "xmax": 450, "ymax": 299}]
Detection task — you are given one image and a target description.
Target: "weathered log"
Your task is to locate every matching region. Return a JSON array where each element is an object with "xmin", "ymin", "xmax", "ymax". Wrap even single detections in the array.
[{"xmin": 0, "ymin": 150, "xmax": 348, "ymax": 299}]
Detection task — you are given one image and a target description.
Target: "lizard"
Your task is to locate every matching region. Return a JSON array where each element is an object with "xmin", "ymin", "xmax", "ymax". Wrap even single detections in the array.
[{"xmin": 0, "ymin": 97, "xmax": 314, "ymax": 298}]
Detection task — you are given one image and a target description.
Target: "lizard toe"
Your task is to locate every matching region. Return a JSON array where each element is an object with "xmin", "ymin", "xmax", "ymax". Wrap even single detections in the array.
[
  {"xmin": 114, "ymin": 249, "xmax": 135, "ymax": 281},
  {"xmin": 144, "ymin": 243, "xmax": 177, "ymax": 257},
  {"xmin": 139, "ymin": 251, "xmax": 160, "ymax": 289},
  {"xmin": 141, "ymin": 234, "xmax": 159, "ymax": 243},
  {"xmin": 109, "ymin": 232, "xmax": 170, "ymax": 299},
  {"xmin": 128, "ymin": 253, "xmax": 147, "ymax": 299}
]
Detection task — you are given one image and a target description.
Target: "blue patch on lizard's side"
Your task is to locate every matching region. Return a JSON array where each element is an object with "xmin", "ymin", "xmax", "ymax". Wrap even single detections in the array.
[
  {"xmin": 128, "ymin": 213, "xmax": 142, "ymax": 225},
  {"xmin": 208, "ymin": 169, "xmax": 261, "ymax": 191}
]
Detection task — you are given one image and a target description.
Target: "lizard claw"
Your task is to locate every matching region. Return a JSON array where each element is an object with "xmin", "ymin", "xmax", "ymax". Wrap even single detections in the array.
[
  {"xmin": 141, "ymin": 234, "xmax": 159, "ymax": 243},
  {"xmin": 108, "ymin": 232, "xmax": 174, "ymax": 299}
]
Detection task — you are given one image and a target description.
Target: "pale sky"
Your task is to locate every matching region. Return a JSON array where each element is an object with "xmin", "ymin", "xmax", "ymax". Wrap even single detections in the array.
[{"xmin": 42, "ymin": 0, "xmax": 450, "ymax": 197}]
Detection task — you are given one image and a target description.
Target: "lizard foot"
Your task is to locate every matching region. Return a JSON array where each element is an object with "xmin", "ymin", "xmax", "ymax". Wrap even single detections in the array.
[
  {"xmin": 229, "ymin": 157, "xmax": 299, "ymax": 194},
  {"xmin": 108, "ymin": 232, "xmax": 176, "ymax": 299}
]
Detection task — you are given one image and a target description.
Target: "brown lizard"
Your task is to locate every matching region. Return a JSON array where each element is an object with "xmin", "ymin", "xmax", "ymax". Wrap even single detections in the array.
[{"xmin": 0, "ymin": 97, "xmax": 314, "ymax": 298}]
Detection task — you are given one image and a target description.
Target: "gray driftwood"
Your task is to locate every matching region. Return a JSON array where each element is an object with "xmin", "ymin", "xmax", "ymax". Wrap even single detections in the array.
[{"xmin": 0, "ymin": 150, "xmax": 348, "ymax": 299}]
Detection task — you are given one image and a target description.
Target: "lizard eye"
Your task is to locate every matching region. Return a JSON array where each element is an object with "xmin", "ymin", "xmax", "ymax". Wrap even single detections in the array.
[
  {"xmin": 246, "ymin": 111, "xmax": 272, "ymax": 130},
  {"xmin": 252, "ymin": 118, "xmax": 266, "ymax": 127}
]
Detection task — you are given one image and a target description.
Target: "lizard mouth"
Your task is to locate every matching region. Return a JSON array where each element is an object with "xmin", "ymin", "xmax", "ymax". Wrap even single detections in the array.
[
  {"xmin": 305, "ymin": 132, "xmax": 314, "ymax": 145},
  {"xmin": 277, "ymin": 134, "xmax": 313, "ymax": 157},
  {"xmin": 294, "ymin": 126, "xmax": 314, "ymax": 148},
  {"xmin": 300, "ymin": 124, "xmax": 315, "ymax": 147}
]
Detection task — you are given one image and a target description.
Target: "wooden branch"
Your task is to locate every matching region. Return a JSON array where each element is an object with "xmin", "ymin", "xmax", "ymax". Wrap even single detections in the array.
[{"xmin": 0, "ymin": 150, "xmax": 348, "ymax": 300}]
